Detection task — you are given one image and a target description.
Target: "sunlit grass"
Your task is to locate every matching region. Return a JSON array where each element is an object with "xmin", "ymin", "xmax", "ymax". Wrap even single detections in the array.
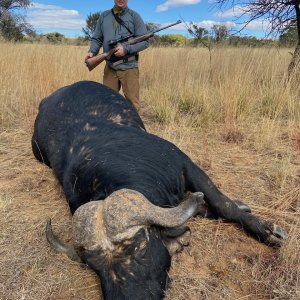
[{"xmin": 0, "ymin": 42, "xmax": 299, "ymax": 300}]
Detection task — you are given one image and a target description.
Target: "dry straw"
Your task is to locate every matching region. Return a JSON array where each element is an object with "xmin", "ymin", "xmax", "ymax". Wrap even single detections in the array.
[{"xmin": 0, "ymin": 43, "xmax": 299, "ymax": 299}]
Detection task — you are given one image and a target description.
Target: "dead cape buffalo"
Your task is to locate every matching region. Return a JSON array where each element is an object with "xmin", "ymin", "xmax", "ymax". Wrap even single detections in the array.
[{"xmin": 32, "ymin": 81, "xmax": 286, "ymax": 300}]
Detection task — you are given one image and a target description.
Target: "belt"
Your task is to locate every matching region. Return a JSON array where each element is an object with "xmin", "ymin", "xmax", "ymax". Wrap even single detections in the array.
[{"xmin": 111, "ymin": 54, "xmax": 138, "ymax": 67}]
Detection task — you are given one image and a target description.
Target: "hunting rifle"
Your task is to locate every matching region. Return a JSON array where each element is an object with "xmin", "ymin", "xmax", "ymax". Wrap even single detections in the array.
[{"xmin": 85, "ymin": 20, "xmax": 182, "ymax": 71}]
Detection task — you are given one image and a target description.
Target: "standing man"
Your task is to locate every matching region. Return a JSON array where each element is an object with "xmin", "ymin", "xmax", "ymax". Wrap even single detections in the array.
[{"xmin": 84, "ymin": 0, "xmax": 149, "ymax": 111}]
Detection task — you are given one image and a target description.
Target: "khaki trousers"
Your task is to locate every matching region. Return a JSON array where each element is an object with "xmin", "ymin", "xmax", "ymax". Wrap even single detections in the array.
[{"xmin": 103, "ymin": 64, "xmax": 140, "ymax": 111}]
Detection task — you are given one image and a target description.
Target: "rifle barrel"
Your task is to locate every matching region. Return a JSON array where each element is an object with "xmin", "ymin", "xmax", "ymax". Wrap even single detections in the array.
[{"xmin": 153, "ymin": 20, "xmax": 182, "ymax": 34}]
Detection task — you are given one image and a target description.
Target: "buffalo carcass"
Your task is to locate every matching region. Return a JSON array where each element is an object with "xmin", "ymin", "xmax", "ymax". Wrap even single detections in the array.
[{"xmin": 32, "ymin": 81, "xmax": 286, "ymax": 300}]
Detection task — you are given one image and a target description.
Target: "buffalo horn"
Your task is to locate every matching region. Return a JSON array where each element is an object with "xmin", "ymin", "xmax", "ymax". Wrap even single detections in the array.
[
  {"xmin": 46, "ymin": 219, "xmax": 82, "ymax": 262},
  {"xmin": 142, "ymin": 192, "xmax": 204, "ymax": 227},
  {"xmin": 100, "ymin": 189, "xmax": 205, "ymax": 243},
  {"xmin": 57, "ymin": 190, "xmax": 205, "ymax": 251}
]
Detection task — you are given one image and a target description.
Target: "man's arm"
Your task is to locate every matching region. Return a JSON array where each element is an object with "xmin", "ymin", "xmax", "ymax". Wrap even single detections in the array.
[{"xmin": 88, "ymin": 14, "xmax": 104, "ymax": 56}]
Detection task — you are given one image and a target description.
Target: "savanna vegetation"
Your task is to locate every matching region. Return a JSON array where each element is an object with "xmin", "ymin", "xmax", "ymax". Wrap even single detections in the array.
[{"xmin": 0, "ymin": 42, "xmax": 299, "ymax": 299}]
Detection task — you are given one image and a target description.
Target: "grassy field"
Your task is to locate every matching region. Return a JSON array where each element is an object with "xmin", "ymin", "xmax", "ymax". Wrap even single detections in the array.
[{"xmin": 0, "ymin": 42, "xmax": 299, "ymax": 299}]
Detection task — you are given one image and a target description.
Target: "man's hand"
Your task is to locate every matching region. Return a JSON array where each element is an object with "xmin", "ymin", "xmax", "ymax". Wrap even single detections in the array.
[
  {"xmin": 114, "ymin": 44, "xmax": 126, "ymax": 57},
  {"xmin": 85, "ymin": 52, "xmax": 94, "ymax": 62}
]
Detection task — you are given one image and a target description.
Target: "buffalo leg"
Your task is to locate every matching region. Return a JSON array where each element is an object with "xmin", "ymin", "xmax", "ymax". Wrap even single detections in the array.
[{"xmin": 184, "ymin": 162, "xmax": 286, "ymax": 245}]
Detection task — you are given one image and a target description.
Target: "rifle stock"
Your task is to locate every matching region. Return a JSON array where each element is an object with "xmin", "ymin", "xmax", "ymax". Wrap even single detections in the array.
[
  {"xmin": 85, "ymin": 20, "xmax": 181, "ymax": 71},
  {"xmin": 85, "ymin": 52, "xmax": 109, "ymax": 71}
]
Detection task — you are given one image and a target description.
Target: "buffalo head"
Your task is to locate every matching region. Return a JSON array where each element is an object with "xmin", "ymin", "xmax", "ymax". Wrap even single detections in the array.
[{"xmin": 46, "ymin": 189, "xmax": 204, "ymax": 299}]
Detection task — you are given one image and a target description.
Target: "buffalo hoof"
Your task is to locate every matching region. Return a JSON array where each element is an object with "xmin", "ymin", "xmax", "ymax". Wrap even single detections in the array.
[
  {"xmin": 265, "ymin": 223, "xmax": 287, "ymax": 247},
  {"xmin": 234, "ymin": 200, "xmax": 252, "ymax": 213}
]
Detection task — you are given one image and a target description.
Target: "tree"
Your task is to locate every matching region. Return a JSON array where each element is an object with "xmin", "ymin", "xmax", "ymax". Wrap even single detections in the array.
[
  {"xmin": 279, "ymin": 24, "xmax": 298, "ymax": 46},
  {"xmin": 0, "ymin": 0, "xmax": 33, "ymax": 41},
  {"xmin": 145, "ymin": 22, "xmax": 160, "ymax": 32},
  {"xmin": 44, "ymin": 32, "xmax": 65, "ymax": 44},
  {"xmin": 159, "ymin": 34, "xmax": 187, "ymax": 46},
  {"xmin": 215, "ymin": 0, "xmax": 300, "ymax": 76},
  {"xmin": 212, "ymin": 24, "xmax": 230, "ymax": 42},
  {"xmin": 187, "ymin": 23, "xmax": 214, "ymax": 79},
  {"xmin": 187, "ymin": 23, "xmax": 209, "ymax": 45},
  {"xmin": 82, "ymin": 12, "xmax": 101, "ymax": 40}
]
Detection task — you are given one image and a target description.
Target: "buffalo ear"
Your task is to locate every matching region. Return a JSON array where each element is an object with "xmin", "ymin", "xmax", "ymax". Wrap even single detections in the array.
[{"xmin": 161, "ymin": 226, "xmax": 191, "ymax": 256}]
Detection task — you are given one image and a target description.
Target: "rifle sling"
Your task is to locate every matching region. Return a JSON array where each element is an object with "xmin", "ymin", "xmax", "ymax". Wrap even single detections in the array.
[{"xmin": 111, "ymin": 9, "xmax": 133, "ymax": 35}]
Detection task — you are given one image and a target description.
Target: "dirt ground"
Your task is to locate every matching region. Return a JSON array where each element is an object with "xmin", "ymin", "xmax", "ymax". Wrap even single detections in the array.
[{"xmin": 0, "ymin": 120, "xmax": 299, "ymax": 300}]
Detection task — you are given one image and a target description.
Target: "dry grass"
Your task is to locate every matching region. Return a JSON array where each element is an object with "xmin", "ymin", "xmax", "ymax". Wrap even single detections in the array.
[{"xmin": 0, "ymin": 42, "xmax": 299, "ymax": 299}]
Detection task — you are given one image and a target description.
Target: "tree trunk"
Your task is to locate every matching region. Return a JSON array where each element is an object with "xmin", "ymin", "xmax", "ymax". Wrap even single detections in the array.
[
  {"xmin": 288, "ymin": 42, "xmax": 300, "ymax": 77},
  {"xmin": 288, "ymin": 1, "xmax": 300, "ymax": 77}
]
